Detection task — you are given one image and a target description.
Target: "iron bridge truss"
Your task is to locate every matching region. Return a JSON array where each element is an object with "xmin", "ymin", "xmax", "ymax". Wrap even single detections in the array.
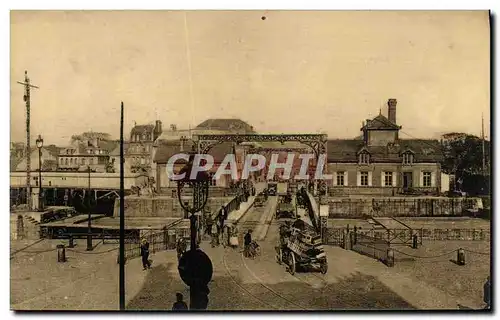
[
  {"xmin": 194, "ymin": 134, "xmax": 328, "ymax": 158},
  {"xmin": 193, "ymin": 133, "xmax": 329, "ymax": 190}
]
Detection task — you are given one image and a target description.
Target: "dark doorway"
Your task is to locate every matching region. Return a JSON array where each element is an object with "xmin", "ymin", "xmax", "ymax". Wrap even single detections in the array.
[{"xmin": 403, "ymin": 172, "xmax": 413, "ymax": 190}]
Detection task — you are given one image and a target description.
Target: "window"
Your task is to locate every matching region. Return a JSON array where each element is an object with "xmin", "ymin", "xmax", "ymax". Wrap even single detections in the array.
[
  {"xmin": 360, "ymin": 171, "xmax": 369, "ymax": 186},
  {"xmin": 384, "ymin": 171, "xmax": 393, "ymax": 187},
  {"xmin": 403, "ymin": 152, "xmax": 414, "ymax": 165},
  {"xmin": 142, "ymin": 134, "xmax": 146, "ymax": 140},
  {"xmin": 141, "ymin": 157, "xmax": 145, "ymax": 165},
  {"xmin": 89, "ymin": 158, "xmax": 94, "ymax": 165},
  {"xmin": 70, "ymin": 158, "xmax": 73, "ymax": 165},
  {"xmin": 82, "ymin": 158, "xmax": 86, "ymax": 165},
  {"xmin": 336, "ymin": 171, "xmax": 345, "ymax": 186},
  {"xmin": 423, "ymin": 172, "xmax": 432, "ymax": 187},
  {"xmin": 359, "ymin": 152, "xmax": 370, "ymax": 164},
  {"xmin": 65, "ymin": 158, "xmax": 68, "ymax": 165}
]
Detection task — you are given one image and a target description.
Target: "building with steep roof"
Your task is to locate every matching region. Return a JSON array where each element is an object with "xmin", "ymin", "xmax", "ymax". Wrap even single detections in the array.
[
  {"xmin": 127, "ymin": 120, "xmax": 163, "ymax": 174},
  {"xmin": 327, "ymin": 98, "xmax": 444, "ymax": 196},
  {"xmin": 153, "ymin": 118, "xmax": 256, "ymax": 191}
]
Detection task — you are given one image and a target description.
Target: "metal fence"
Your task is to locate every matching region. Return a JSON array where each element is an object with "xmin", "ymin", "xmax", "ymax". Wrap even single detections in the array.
[
  {"xmin": 351, "ymin": 232, "xmax": 390, "ymax": 263},
  {"xmin": 122, "ymin": 218, "xmax": 189, "ymax": 260},
  {"xmin": 325, "ymin": 226, "xmax": 488, "ymax": 247}
]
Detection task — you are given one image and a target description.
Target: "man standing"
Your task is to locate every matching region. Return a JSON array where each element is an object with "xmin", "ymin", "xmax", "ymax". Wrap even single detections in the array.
[
  {"xmin": 172, "ymin": 293, "xmax": 188, "ymax": 310},
  {"xmin": 205, "ymin": 214, "xmax": 213, "ymax": 237},
  {"xmin": 140, "ymin": 238, "xmax": 152, "ymax": 270},
  {"xmin": 211, "ymin": 222, "xmax": 219, "ymax": 248},
  {"xmin": 244, "ymin": 229, "xmax": 252, "ymax": 257},
  {"xmin": 484, "ymin": 276, "xmax": 491, "ymax": 309}
]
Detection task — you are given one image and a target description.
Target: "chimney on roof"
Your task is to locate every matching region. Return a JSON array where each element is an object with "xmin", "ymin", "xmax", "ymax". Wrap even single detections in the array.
[{"xmin": 388, "ymin": 99, "xmax": 397, "ymax": 124}]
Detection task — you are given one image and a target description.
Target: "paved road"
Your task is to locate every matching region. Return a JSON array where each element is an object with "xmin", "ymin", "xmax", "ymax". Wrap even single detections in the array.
[{"xmin": 11, "ymin": 198, "xmax": 487, "ymax": 310}]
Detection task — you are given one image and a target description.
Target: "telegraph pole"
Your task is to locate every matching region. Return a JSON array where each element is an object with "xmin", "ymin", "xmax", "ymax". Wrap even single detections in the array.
[
  {"xmin": 17, "ymin": 71, "xmax": 39, "ymax": 210},
  {"xmin": 482, "ymin": 113, "xmax": 486, "ymax": 175},
  {"xmin": 119, "ymin": 102, "xmax": 125, "ymax": 310}
]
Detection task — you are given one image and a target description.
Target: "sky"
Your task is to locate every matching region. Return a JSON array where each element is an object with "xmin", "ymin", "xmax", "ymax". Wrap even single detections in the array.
[{"xmin": 10, "ymin": 10, "xmax": 491, "ymax": 146}]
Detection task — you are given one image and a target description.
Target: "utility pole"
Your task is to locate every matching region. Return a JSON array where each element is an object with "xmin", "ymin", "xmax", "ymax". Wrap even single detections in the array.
[
  {"xmin": 86, "ymin": 165, "xmax": 93, "ymax": 251},
  {"xmin": 119, "ymin": 102, "xmax": 125, "ymax": 311},
  {"xmin": 481, "ymin": 113, "xmax": 486, "ymax": 176},
  {"xmin": 17, "ymin": 71, "xmax": 39, "ymax": 211}
]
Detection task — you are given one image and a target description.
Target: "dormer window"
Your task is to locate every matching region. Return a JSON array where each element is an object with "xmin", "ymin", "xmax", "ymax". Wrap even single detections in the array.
[
  {"xmin": 402, "ymin": 152, "xmax": 414, "ymax": 165},
  {"xmin": 359, "ymin": 152, "xmax": 370, "ymax": 165}
]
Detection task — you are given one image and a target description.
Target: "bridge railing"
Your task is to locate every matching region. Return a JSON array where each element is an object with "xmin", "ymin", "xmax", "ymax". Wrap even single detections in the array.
[{"xmin": 122, "ymin": 192, "xmax": 245, "ymax": 260}]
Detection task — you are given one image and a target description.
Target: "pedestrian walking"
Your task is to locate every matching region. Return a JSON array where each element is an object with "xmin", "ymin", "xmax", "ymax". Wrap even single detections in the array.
[
  {"xmin": 140, "ymin": 238, "xmax": 152, "ymax": 270},
  {"xmin": 244, "ymin": 229, "xmax": 253, "ymax": 258},
  {"xmin": 229, "ymin": 225, "xmax": 239, "ymax": 249},
  {"xmin": 222, "ymin": 223, "xmax": 230, "ymax": 248},
  {"xmin": 484, "ymin": 276, "xmax": 491, "ymax": 309},
  {"xmin": 172, "ymin": 293, "xmax": 188, "ymax": 310},
  {"xmin": 211, "ymin": 223, "xmax": 219, "ymax": 248},
  {"xmin": 176, "ymin": 237, "xmax": 187, "ymax": 261},
  {"xmin": 205, "ymin": 214, "xmax": 213, "ymax": 237}
]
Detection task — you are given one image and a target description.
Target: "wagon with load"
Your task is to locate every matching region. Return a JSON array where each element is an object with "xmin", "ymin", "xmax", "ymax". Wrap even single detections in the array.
[
  {"xmin": 254, "ymin": 192, "xmax": 268, "ymax": 207},
  {"xmin": 275, "ymin": 220, "xmax": 328, "ymax": 275}
]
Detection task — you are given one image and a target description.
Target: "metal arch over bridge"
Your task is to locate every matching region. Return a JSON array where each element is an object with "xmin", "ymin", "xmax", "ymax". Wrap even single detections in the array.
[{"xmin": 193, "ymin": 133, "xmax": 328, "ymax": 158}]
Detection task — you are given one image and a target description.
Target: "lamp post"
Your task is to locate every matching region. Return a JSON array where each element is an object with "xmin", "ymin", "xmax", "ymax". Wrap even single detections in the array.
[
  {"xmin": 35, "ymin": 135, "xmax": 43, "ymax": 212},
  {"xmin": 86, "ymin": 165, "xmax": 93, "ymax": 251},
  {"xmin": 176, "ymin": 151, "xmax": 213, "ymax": 310}
]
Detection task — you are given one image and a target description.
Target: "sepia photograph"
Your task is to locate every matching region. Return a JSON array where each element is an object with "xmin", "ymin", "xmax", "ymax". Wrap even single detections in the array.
[{"xmin": 9, "ymin": 10, "xmax": 491, "ymax": 312}]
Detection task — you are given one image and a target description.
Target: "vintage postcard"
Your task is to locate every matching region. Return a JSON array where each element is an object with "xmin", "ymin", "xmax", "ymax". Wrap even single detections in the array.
[{"xmin": 10, "ymin": 10, "xmax": 491, "ymax": 311}]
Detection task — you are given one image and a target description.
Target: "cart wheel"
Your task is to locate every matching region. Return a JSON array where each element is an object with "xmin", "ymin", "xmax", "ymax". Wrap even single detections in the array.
[
  {"xmin": 320, "ymin": 261, "xmax": 328, "ymax": 274},
  {"xmin": 289, "ymin": 252, "xmax": 296, "ymax": 275},
  {"xmin": 276, "ymin": 248, "xmax": 283, "ymax": 264}
]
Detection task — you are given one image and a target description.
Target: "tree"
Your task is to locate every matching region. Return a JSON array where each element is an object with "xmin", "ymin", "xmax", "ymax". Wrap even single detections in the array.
[
  {"xmin": 441, "ymin": 133, "xmax": 490, "ymax": 176},
  {"xmin": 441, "ymin": 132, "xmax": 490, "ymax": 194},
  {"xmin": 71, "ymin": 132, "xmax": 112, "ymax": 143}
]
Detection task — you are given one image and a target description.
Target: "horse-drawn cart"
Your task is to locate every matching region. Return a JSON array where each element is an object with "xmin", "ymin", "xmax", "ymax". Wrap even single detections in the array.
[{"xmin": 275, "ymin": 221, "xmax": 328, "ymax": 275}]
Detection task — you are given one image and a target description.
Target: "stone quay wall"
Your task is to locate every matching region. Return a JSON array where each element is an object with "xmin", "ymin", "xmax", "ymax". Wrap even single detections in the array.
[
  {"xmin": 327, "ymin": 197, "xmax": 481, "ymax": 218},
  {"xmin": 113, "ymin": 196, "xmax": 235, "ymax": 218}
]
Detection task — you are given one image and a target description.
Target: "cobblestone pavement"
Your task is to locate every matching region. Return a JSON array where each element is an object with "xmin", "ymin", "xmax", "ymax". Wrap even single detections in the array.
[
  {"xmin": 11, "ymin": 218, "xmax": 490, "ymax": 310},
  {"xmin": 10, "ymin": 238, "xmax": 152, "ymax": 310}
]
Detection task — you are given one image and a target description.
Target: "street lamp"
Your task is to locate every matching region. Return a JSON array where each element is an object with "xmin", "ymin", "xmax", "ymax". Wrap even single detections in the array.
[
  {"xmin": 35, "ymin": 135, "xmax": 44, "ymax": 212},
  {"xmin": 86, "ymin": 165, "xmax": 93, "ymax": 251},
  {"xmin": 176, "ymin": 152, "xmax": 213, "ymax": 310}
]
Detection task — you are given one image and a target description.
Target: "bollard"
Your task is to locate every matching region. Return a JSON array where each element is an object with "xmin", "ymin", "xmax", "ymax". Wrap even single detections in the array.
[
  {"xmin": 412, "ymin": 234, "xmax": 418, "ymax": 249},
  {"xmin": 68, "ymin": 236, "xmax": 74, "ymax": 248},
  {"xmin": 353, "ymin": 227, "xmax": 357, "ymax": 245},
  {"xmin": 457, "ymin": 248, "xmax": 466, "ymax": 266},
  {"xmin": 57, "ymin": 244, "xmax": 66, "ymax": 263},
  {"xmin": 386, "ymin": 248, "xmax": 394, "ymax": 267}
]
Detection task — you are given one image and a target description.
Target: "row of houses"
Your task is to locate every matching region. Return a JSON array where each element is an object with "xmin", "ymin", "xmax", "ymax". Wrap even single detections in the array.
[
  {"xmin": 152, "ymin": 99, "xmax": 444, "ymax": 195},
  {"xmin": 10, "ymin": 98, "xmax": 446, "ymax": 196}
]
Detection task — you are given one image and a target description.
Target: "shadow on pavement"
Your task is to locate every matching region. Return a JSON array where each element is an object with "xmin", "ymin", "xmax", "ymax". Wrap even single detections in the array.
[{"xmin": 127, "ymin": 265, "xmax": 415, "ymax": 311}]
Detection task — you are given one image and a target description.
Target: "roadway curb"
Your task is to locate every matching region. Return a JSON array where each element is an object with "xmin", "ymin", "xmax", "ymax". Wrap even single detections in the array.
[
  {"xmin": 257, "ymin": 199, "xmax": 278, "ymax": 241},
  {"xmin": 227, "ymin": 198, "xmax": 256, "ymax": 225}
]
